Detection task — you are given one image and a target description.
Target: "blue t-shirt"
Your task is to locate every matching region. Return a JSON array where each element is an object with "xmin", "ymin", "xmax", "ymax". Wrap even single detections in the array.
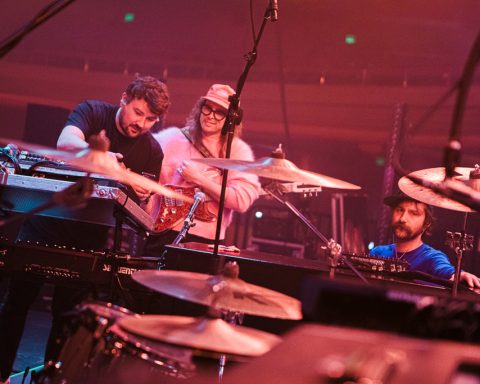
[{"xmin": 370, "ymin": 243, "xmax": 455, "ymax": 279}]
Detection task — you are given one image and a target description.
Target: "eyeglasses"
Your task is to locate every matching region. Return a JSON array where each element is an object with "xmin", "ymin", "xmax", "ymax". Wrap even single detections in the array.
[{"xmin": 201, "ymin": 104, "xmax": 227, "ymax": 121}]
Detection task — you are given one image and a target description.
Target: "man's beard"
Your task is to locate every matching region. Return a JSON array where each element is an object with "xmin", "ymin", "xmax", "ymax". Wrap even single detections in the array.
[
  {"xmin": 118, "ymin": 112, "xmax": 141, "ymax": 137},
  {"xmin": 393, "ymin": 223, "xmax": 424, "ymax": 242}
]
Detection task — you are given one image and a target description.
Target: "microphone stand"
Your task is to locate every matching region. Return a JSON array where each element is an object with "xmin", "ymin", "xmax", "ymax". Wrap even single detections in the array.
[
  {"xmin": 212, "ymin": 4, "xmax": 278, "ymax": 275},
  {"xmin": 443, "ymin": 30, "xmax": 480, "ymax": 179},
  {"xmin": 157, "ymin": 193, "xmax": 205, "ymax": 269},
  {"xmin": 0, "ymin": 0, "xmax": 76, "ymax": 59}
]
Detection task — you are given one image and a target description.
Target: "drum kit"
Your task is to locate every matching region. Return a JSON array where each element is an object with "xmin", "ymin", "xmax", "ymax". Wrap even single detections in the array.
[{"xmin": 1, "ymin": 136, "xmax": 479, "ymax": 382}]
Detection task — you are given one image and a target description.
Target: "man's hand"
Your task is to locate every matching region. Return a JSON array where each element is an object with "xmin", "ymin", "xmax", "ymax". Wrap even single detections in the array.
[
  {"xmin": 451, "ymin": 271, "xmax": 480, "ymax": 289},
  {"xmin": 107, "ymin": 151, "xmax": 124, "ymax": 163},
  {"xmin": 132, "ymin": 184, "xmax": 151, "ymax": 202}
]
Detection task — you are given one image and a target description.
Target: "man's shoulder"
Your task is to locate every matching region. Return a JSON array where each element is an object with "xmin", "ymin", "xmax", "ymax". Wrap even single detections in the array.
[
  {"xmin": 76, "ymin": 100, "xmax": 116, "ymax": 112},
  {"xmin": 418, "ymin": 243, "xmax": 447, "ymax": 257},
  {"xmin": 370, "ymin": 244, "xmax": 395, "ymax": 257}
]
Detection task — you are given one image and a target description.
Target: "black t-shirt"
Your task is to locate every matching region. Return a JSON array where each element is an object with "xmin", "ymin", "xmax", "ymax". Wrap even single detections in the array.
[
  {"xmin": 65, "ymin": 100, "xmax": 163, "ymax": 179},
  {"xmin": 17, "ymin": 100, "xmax": 164, "ymax": 250}
]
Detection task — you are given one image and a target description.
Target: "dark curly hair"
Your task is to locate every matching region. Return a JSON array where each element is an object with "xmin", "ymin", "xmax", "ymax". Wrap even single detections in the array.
[{"xmin": 124, "ymin": 75, "xmax": 170, "ymax": 116}]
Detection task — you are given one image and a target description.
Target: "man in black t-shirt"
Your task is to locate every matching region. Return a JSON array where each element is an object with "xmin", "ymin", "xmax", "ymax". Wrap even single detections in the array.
[{"xmin": 0, "ymin": 76, "xmax": 170, "ymax": 384}]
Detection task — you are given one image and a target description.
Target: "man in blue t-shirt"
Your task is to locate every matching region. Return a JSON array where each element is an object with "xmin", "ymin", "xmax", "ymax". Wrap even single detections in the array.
[{"xmin": 371, "ymin": 193, "xmax": 480, "ymax": 288}]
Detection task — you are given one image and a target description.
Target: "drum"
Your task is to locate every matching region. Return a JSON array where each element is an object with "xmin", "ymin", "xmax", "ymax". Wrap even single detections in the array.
[
  {"xmin": 85, "ymin": 324, "xmax": 196, "ymax": 383},
  {"xmin": 47, "ymin": 301, "xmax": 137, "ymax": 384}
]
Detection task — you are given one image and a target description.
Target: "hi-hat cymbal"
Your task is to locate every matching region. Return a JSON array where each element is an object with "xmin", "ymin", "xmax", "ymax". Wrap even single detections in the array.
[
  {"xmin": 118, "ymin": 315, "xmax": 281, "ymax": 357},
  {"xmin": 192, "ymin": 157, "xmax": 360, "ymax": 190},
  {"xmin": 132, "ymin": 269, "xmax": 303, "ymax": 320},
  {"xmin": 398, "ymin": 167, "xmax": 475, "ymax": 212},
  {"xmin": 0, "ymin": 137, "xmax": 192, "ymax": 202}
]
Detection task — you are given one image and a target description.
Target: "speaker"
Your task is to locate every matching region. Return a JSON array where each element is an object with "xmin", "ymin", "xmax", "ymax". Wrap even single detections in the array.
[{"xmin": 23, "ymin": 103, "xmax": 70, "ymax": 147}]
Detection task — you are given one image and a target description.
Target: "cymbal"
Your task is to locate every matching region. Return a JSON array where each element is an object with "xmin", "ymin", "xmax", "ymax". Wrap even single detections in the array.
[
  {"xmin": 118, "ymin": 315, "xmax": 281, "ymax": 357},
  {"xmin": 0, "ymin": 137, "xmax": 192, "ymax": 203},
  {"xmin": 132, "ymin": 269, "xmax": 303, "ymax": 320},
  {"xmin": 398, "ymin": 167, "xmax": 475, "ymax": 212},
  {"xmin": 191, "ymin": 157, "xmax": 360, "ymax": 190}
]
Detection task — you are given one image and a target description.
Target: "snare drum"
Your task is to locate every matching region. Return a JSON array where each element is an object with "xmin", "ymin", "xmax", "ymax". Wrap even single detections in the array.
[{"xmin": 49, "ymin": 301, "xmax": 136, "ymax": 384}]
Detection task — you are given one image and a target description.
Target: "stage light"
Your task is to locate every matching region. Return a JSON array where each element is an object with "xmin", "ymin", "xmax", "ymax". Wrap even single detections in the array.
[
  {"xmin": 376, "ymin": 156, "xmax": 385, "ymax": 166},
  {"xmin": 368, "ymin": 241, "xmax": 375, "ymax": 250},
  {"xmin": 345, "ymin": 34, "xmax": 356, "ymax": 45},
  {"xmin": 124, "ymin": 13, "xmax": 135, "ymax": 23},
  {"xmin": 255, "ymin": 211, "xmax": 263, "ymax": 219}
]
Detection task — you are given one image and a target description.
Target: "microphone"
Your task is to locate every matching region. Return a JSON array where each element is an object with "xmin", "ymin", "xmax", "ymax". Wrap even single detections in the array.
[
  {"xmin": 269, "ymin": 0, "xmax": 279, "ymax": 22},
  {"xmin": 184, "ymin": 191, "xmax": 206, "ymax": 225}
]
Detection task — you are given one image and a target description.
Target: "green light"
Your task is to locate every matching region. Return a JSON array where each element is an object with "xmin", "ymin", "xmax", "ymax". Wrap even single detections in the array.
[
  {"xmin": 124, "ymin": 13, "xmax": 135, "ymax": 23},
  {"xmin": 375, "ymin": 157, "xmax": 385, "ymax": 167},
  {"xmin": 345, "ymin": 34, "xmax": 356, "ymax": 45}
]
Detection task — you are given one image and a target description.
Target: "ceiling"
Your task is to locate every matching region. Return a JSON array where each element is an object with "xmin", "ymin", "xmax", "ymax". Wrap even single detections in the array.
[{"xmin": 1, "ymin": 0, "xmax": 479, "ymax": 84}]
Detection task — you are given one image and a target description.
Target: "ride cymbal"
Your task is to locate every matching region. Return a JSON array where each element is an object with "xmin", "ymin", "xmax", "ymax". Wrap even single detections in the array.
[
  {"xmin": 193, "ymin": 157, "xmax": 360, "ymax": 190},
  {"xmin": 191, "ymin": 145, "xmax": 360, "ymax": 190},
  {"xmin": 132, "ymin": 269, "xmax": 303, "ymax": 320},
  {"xmin": 398, "ymin": 167, "xmax": 475, "ymax": 212}
]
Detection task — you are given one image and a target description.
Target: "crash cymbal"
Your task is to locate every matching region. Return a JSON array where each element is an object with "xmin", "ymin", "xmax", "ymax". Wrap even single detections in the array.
[
  {"xmin": 118, "ymin": 315, "xmax": 281, "ymax": 357},
  {"xmin": 191, "ymin": 146, "xmax": 360, "ymax": 190},
  {"xmin": 132, "ymin": 269, "xmax": 302, "ymax": 320},
  {"xmin": 398, "ymin": 167, "xmax": 475, "ymax": 212},
  {"xmin": 0, "ymin": 137, "xmax": 192, "ymax": 202}
]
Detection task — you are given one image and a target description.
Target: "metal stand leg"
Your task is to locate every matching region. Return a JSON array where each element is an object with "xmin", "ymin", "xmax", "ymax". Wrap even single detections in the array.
[
  {"xmin": 216, "ymin": 310, "xmax": 244, "ymax": 383},
  {"xmin": 445, "ymin": 229, "xmax": 474, "ymax": 297}
]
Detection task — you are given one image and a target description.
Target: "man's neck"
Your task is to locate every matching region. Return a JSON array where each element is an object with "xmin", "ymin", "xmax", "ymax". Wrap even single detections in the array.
[
  {"xmin": 395, "ymin": 237, "xmax": 423, "ymax": 253},
  {"xmin": 115, "ymin": 108, "xmax": 124, "ymax": 135}
]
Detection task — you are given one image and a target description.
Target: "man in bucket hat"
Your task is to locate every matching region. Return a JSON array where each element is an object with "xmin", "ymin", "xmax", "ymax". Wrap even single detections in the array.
[
  {"xmin": 143, "ymin": 84, "xmax": 260, "ymax": 254},
  {"xmin": 370, "ymin": 192, "xmax": 480, "ymax": 288}
]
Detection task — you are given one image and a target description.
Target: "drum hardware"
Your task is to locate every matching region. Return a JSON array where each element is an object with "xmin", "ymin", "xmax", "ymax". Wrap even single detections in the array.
[
  {"xmin": 445, "ymin": 230, "xmax": 474, "ymax": 297},
  {"xmin": 262, "ymin": 182, "xmax": 370, "ymax": 285},
  {"xmin": 260, "ymin": 181, "xmax": 323, "ymax": 197}
]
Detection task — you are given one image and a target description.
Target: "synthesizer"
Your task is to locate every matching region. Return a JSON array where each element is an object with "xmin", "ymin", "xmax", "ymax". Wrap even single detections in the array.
[
  {"xmin": 0, "ymin": 173, "xmax": 154, "ymax": 231},
  {"xmin": 0, "ymin": 237, "xmax": 161, "ymax": 286}
]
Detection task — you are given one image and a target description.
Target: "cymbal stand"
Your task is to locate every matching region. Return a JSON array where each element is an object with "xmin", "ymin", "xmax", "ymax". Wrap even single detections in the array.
[
  {"xmin": 209, "ymin": 262, "xmax": 245, "ymax": 383},
  {"xmin": 445, "ymin": 225, "xmax": 474, "ymax": 297},
  {"xmin": 264, "ymin": 183, "xmax": 369, "ymax": 285}
]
